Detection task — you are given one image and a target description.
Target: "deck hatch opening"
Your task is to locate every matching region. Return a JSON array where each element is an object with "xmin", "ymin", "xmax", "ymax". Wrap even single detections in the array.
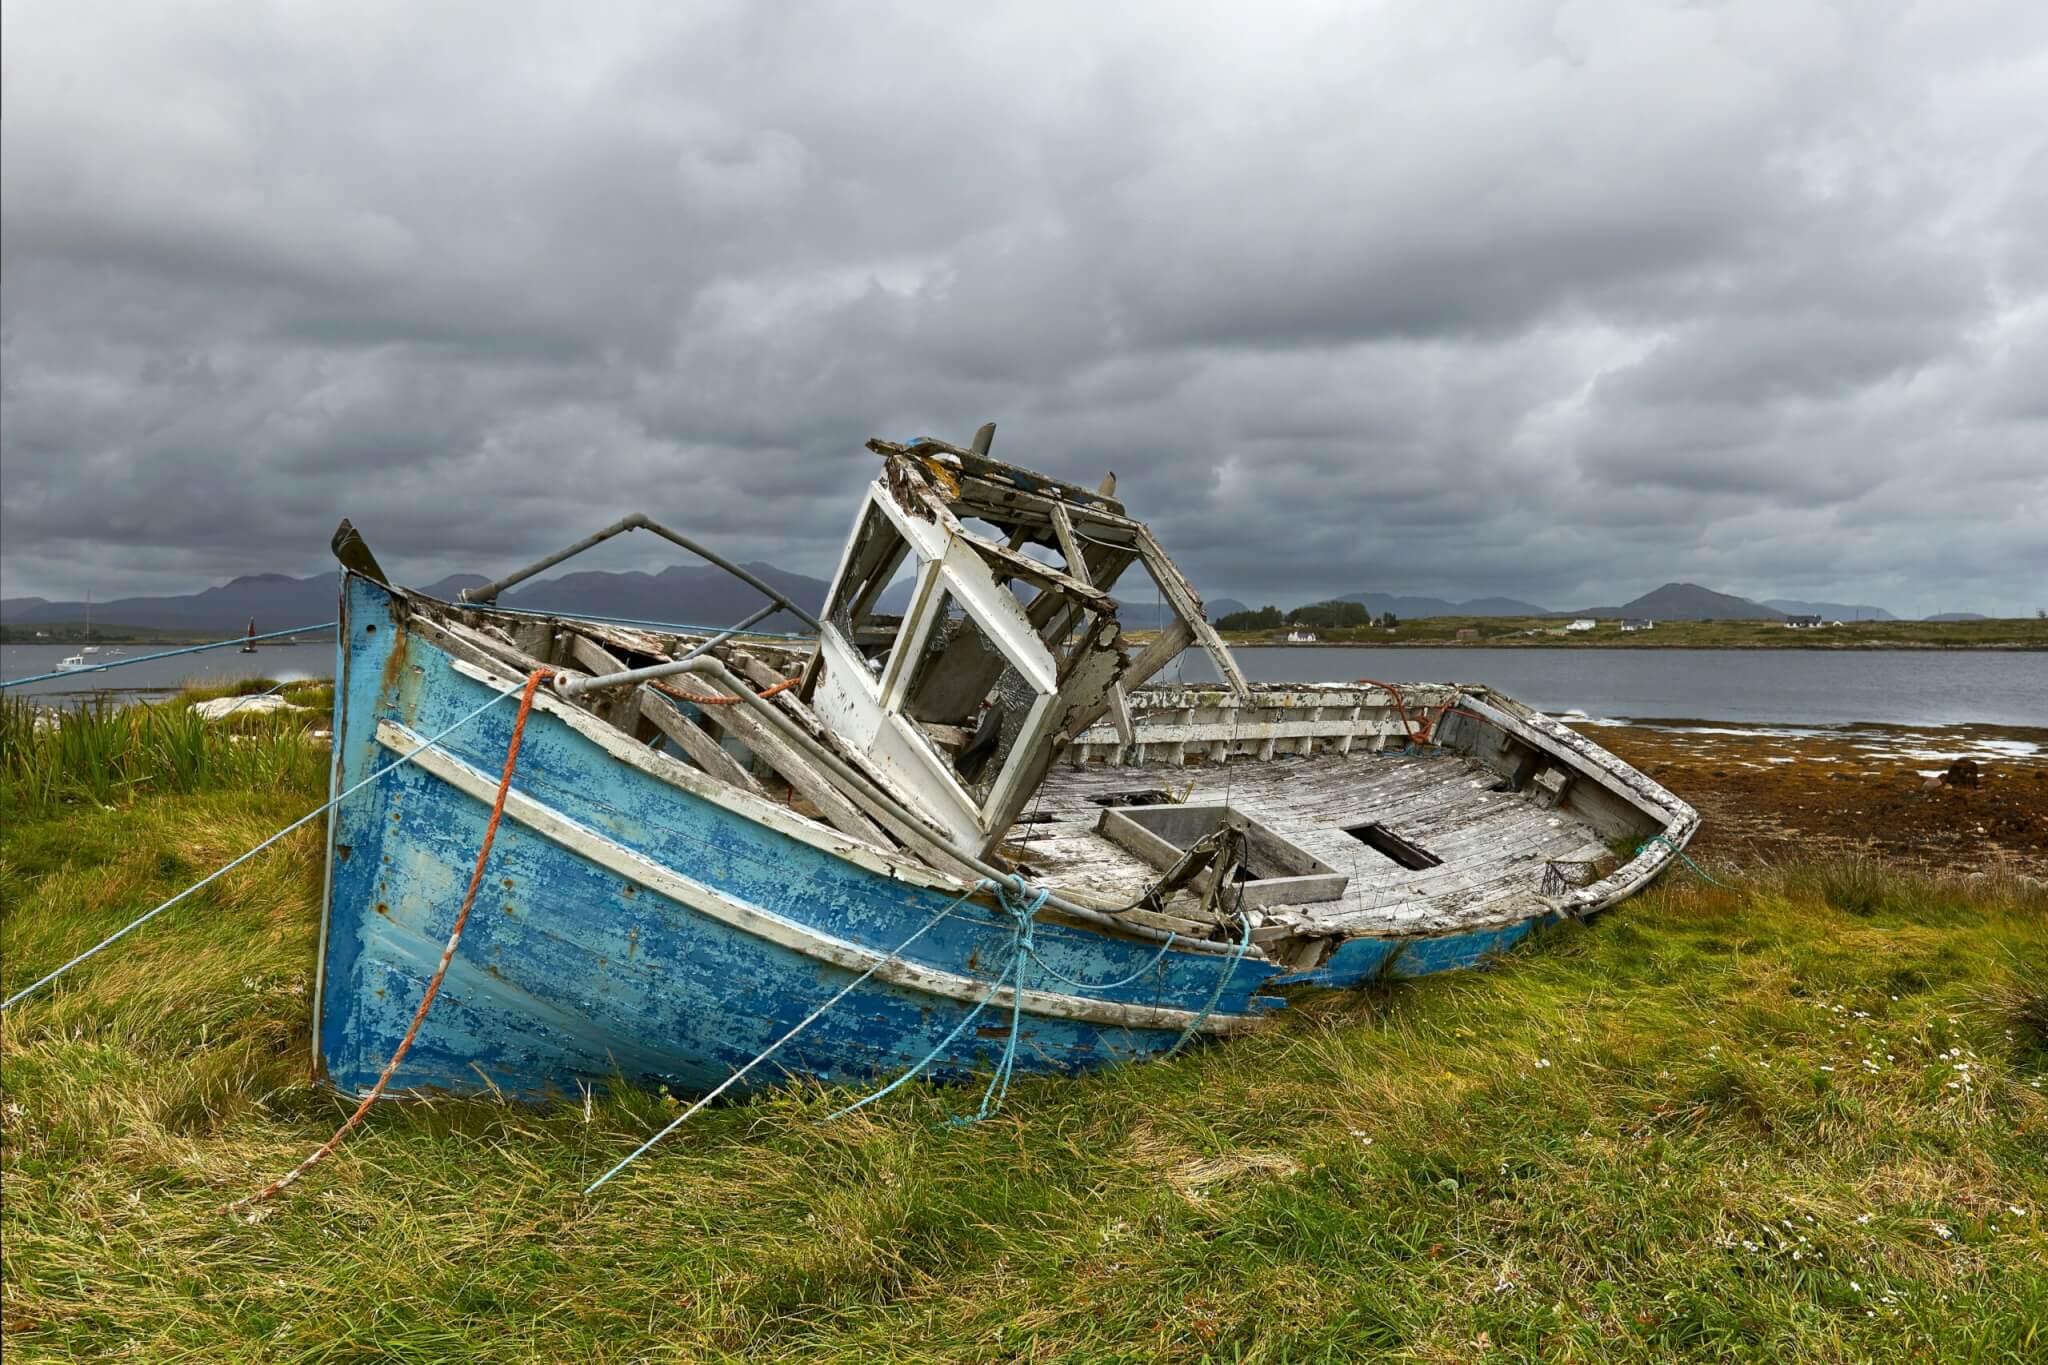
[
  {"xmin": 1088, "ymin": 789, "xmax": 1176, "ymax": 808},
  {"xmin": 1095, "ymin": 802, "xmax": 1349, "ymax": 908},
  {"xmin": 1342, "ymin": 822, "xmax": 1443, "ymax": 871}
]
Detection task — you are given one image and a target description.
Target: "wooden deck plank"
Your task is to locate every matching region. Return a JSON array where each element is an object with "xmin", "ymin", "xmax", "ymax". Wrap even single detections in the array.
[{"xmin": 1028, "ymin": 749, "xmax": 1620, "ymax": 937}]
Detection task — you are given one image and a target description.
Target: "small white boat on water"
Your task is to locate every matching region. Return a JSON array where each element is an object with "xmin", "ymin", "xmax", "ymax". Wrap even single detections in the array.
[{"xmin": 55, "ymin": 653, "xmax": 90, "ymax": 672}]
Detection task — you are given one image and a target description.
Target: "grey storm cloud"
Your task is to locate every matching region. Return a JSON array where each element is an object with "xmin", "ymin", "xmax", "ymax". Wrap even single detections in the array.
[{"xmin": 3, "ymin": 0, "xmax": 2044, "ymax": 618}]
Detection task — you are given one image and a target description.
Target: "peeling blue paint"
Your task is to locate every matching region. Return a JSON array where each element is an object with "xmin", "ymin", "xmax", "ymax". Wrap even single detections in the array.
[{"xmin": 317, "ymin": 577, "xmax": 1283, "ymax": 1101}]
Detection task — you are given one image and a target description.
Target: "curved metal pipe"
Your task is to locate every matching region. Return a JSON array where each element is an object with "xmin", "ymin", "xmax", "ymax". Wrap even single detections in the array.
[
  {"xmin": 556, "ymin": 656, "xmax": 1257, "ymax": 960},
  {"xmin": 460, "ymin": 513, "xmax": 822, "ymax": 633}
]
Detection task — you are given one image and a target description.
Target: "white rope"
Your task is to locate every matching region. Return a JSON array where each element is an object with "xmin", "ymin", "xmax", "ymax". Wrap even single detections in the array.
[
  {"xmin": 583, "ymin": 882, "xmax": 987, "ymax": 1194},
  {"xmin": 0, "ymin": 682, "xmax": 524, "ymax": 1012}
]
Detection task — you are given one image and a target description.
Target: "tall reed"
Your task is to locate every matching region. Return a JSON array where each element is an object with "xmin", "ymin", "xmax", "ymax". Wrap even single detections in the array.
[{"xmin": 0, "ymin": 685, "xmax": 328, "ymax": 819}]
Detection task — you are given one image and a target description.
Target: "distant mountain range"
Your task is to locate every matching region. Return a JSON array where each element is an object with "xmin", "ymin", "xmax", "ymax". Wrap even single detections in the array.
[
  {"xmin": 0, "ymin": 568, "xmax": 1979, "ymax": 636},
  {"xmin": 1, "ymin": 563, "xmax": 835, "ymax": 637},
  {"xmin": 1336, "ymin": 591, "xmax": 1550, "ymax": 619},
  {"xmin": 1762, "ymin": 598, "xmax": 1896, "ymax": 622},
  {"xmin": 0, "ymin": 563, "xmax": 1246, "ymax": 638}
]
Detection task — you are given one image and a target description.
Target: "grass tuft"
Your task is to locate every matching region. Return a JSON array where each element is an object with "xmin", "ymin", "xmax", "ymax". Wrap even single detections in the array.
[
  {"xmin": 2, "ymin": 751, "xmax": 2044, "ymax": 1360},
  {"xmin": 0, "ymin": 683, "xmax": 328, "ymax": 821}
]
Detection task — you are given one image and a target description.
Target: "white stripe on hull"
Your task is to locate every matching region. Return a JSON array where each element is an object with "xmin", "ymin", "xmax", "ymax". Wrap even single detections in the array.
[{"xmin": 375, "ymin": 719, "xmax": 1264, "ymax": 1037}]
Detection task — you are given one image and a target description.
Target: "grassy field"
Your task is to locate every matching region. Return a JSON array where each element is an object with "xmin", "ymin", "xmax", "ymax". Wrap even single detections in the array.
[
  {"xmin": 2, "ymin": 708, "xmax": 2045, "ymax": 1361},
  {"xmin": 1219, "ymin": 617, "xmax": 2048, "ymax": 650}
]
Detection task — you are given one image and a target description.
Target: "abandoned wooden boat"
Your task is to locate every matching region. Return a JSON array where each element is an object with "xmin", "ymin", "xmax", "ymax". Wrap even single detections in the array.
[{"xmin": 314, "ymin": 429, "xmax": 1698, "ymax": 1102}]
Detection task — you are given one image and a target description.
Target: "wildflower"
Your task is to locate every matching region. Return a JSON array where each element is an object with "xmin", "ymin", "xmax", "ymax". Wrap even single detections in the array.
[
  {"xmin": 1856, "ymin": 1214, "xmax": 1872, "ymax": 1225},
  {"xmin": 1933, "ymin": 1223, "xmax": 1954, "ymax": 1241},
  {"xmin": 1534, "ymin": 1057, "xmax": 1551, "ymax": 1069},
  {"xmin": 2011, "ymin": 1206, "xmax": 2030, "ymax": 1218}
]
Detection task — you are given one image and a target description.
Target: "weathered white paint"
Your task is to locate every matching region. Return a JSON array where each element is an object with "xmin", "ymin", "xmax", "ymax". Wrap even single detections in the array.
[{"xmin": 375, "ymin": 718, "xmax": 1263, "ymax": 1036}]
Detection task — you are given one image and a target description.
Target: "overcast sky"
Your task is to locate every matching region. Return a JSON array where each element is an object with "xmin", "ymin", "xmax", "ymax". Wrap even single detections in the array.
[{"xmin": 3, "ymin": 1, "xmax": 2043, "ymax": 617}]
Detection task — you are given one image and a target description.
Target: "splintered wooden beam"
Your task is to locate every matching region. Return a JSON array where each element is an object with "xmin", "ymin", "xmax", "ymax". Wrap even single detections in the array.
[
  {"xmin": 435, "ymin": 616, "xmax": 558, "ymax": 677},
  {"xmin": 565, "ymin": 634, "xmax": 644, "ymax": 736},
  {"xmin": 1049, "ymin": 502, "xmax": 1135, "ymax": 745},
  {"xmin": 639, "ymin": 687, "xmax": 766, "ymax": 795},
  {"xmin": 1062, "ymin": 617, "xmax": 1194, "ymax": 740},
  {"xmin": 682, "ymin": 665, "xmax": 892, "ymax": 847},
  {"xmin": 1131, "ymin": 526, "xmax": 1249, "ymax": 697},
  {"xmin": 957, "ymin": 533, "xmax": 1116, "ymax": 615},
  {"xmin": 1046, "ymin": 502, "xmax": 1089, "ymax": 585},
  {"xmin": 729, "ymin": 653, "xmax": 983, "ymax": 871}
]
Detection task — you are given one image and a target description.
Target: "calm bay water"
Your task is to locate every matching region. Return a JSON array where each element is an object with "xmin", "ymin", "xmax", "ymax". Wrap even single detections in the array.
[
  {"xmin": 1172, "ymin": 646, "xmax": 2044, "ymax": 728},
  {"xmin": 1, "ymin": 642, "xmax": 339, "ymax": 703},
  {"xmin": 4, "ymin": 639, "xmax": 2040, "ymax": 727}
]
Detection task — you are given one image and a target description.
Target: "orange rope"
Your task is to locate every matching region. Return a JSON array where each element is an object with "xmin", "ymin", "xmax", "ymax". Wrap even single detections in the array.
[
  {"xmin": 1352, "ymin": 677, "xmax": 1430, "ymax": 745},
  {"xmin": 231, "ymin": 667, "xmax": 553, "ymax": 1213},
  {"xmin": 649, "ymin": 674, "xmax": 797, "ymax": 707}
]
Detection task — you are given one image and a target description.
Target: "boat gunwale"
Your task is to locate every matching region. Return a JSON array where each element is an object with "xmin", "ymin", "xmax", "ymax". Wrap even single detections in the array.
[
  {"xmin": 432, "ymin": 652, "xmax": 1268, "ymax": 959},
  {"xmin": 428, "ymin": 601, "xmax": 1698, "ymax": 945},
  {"xmin": 372, "ymin": 717, "xmax": 1271, "ymax": 1037}
]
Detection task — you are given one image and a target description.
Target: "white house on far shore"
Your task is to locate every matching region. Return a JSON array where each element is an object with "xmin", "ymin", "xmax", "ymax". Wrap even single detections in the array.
[
  {"xmin": 1620, "ymin": 618, "xmax": 1655, "ymax": 632},
  {"xmin": 1566, "ymin": 618, "xmax": 1596, "ymax": 632}
]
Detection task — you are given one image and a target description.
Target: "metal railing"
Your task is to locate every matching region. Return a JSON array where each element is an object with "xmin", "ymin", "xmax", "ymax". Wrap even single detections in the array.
[
  {"xmin": 457, "ymin": 515, "xmax": 821, "ymax": 651},
  {"xmin": 556, "ymin": 655, "xmax": 1254, "ymax": 960}
]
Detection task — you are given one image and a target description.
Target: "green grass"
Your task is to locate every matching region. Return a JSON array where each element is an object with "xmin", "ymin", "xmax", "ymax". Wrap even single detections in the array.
[
  {"xmin": 2, "ymin": 764, "xmax": 2044, "ymax": 1360},
  {"xmin": 1219, "ymin": 616, "xmax": 2048, "ymax": 650},
  {"xmin": 0, "ymin": 680, "xmax": 331, "ymax": 820}
]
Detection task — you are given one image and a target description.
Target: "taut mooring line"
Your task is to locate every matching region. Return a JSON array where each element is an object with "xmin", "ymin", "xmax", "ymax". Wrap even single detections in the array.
[
  {"xmin": 0, "ymin": 679, "xmax": 526, "ymax": 1012},
  {"xmin": 1, "ymin": 622, "xmax": 339, "ymax": 690}
]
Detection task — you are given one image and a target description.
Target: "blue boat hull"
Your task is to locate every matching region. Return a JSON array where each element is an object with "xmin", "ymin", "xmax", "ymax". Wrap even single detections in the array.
[{"xmin": 314, "ymin": 576, "xmax": 1286, "ymax": 1101}]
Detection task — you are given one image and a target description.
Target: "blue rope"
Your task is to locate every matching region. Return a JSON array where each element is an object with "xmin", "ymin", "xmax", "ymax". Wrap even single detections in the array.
[
  {"xmin": 1638, "ymin": 833, "xmax": 1735, "ymax": 889},
  {"xmin": 1025, "ymin": 931, "xmax": 1178, "ymax": 992},
  {"xmin": 0, "ymin": 678, "xmax": 525, "ymax": 1011},
  {"xmin": 952, "ymin": 877, "xmax": 1051, "ymax": 1125},
  {"xmin": 820, "ymin": 993, "xmax": 1000, "ymax": 1122},
  {"xmin": 824, "ymin": 876, "xmax": 1047, "ymax": 1125},
  {"xmin": 827, "ymin": 873, "xmax": 1253, "ymax": 1126},
  {"xmin": 1, "ymin": 622, "xmax": 337, "ymax": 689},
  {"xmin": 1370, "ymin": 743, "xmax": 1446, "ymax": 759},
  {"xmin": 1163, "ymin": 910, "xmax": 1253, "ymax": 1058},
  {"xmin": 585, "ymin": 881, "xmax": 987, "ymax": 1192}
]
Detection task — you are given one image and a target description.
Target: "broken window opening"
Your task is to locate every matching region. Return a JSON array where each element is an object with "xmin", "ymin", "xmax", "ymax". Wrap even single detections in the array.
[
  {"xmin": 1342, "ymin": 823, "xmax": 1443, "ymax": 870},
  {"xmin": 825, "ymin": 501, "xmax": 921, "ymax": 676},
  {"xmin": 900, "ymin": 588, "xmax": 1039, "ymax": 805}
]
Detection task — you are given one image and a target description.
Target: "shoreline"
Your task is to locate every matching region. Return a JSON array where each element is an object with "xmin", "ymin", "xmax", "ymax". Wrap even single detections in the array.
[{"xmin": 1221, "ymin": 639, "xmax": 2048, "ymax": 652}]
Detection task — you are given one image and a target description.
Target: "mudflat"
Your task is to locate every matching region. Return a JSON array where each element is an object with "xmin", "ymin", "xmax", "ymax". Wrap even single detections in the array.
[{"xmin": 1581, "ymin": 720, "xmax": 2048, "ymax": 874}]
